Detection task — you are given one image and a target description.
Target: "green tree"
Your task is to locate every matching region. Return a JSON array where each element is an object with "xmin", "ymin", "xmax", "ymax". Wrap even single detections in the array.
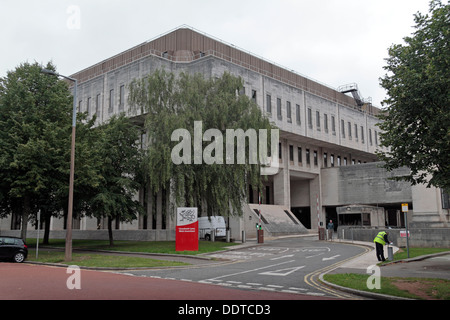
[
  {"xmin": 129, "ymin": 70, "xmax": 274, "ymax": 219},
  {"xmin": 0, "ymin": 62, "xmax": 73, "ymax": 239},
  {"xmin": 88, "ymin": 114, "xmax": 144, "ymax": 245},
  {"xmin": 378, "ymin": 0, "xmax": 450, "ymax": 192}
]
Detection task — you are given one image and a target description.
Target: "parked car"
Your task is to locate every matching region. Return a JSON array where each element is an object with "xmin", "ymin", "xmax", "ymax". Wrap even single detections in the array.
[
  {"xmin": 198, "ymin": 216, "xmax": 227, "ymax": 241},
  {"xmin": 0, "ymin": 236, "xmax": 28, "ymax": 263}
]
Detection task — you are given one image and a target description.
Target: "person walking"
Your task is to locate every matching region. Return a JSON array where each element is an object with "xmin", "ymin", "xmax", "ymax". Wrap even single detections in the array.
[
  {"xmin": 373, "ymin": 231, "xmax": 390, "ymax": 261},
  {"xmin": 326, "ymin": 220, "xmax": 334, "ymax": 241}
]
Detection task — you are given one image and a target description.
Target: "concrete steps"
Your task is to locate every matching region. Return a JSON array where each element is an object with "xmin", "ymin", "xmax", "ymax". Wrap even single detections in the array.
[{"xmin": 248, "ymin": 204, "xmax": 309, "ymax": 236}]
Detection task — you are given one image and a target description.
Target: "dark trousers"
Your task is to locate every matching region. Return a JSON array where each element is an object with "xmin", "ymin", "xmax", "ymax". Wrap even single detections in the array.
[{"xmin": 375, "ymin": 242, "xmax": 385, "ymax": 261}]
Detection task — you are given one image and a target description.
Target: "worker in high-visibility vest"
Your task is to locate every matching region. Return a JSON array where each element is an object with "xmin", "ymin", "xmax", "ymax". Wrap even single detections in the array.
[{"xmin": 373, "ymin": 231, "xmax": 390, "ymax": 262}]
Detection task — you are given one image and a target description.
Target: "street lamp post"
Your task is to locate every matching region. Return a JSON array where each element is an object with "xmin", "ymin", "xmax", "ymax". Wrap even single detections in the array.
[{"xmin": 41, "ymin": 69, "xmax": 77, "ymax": 262}]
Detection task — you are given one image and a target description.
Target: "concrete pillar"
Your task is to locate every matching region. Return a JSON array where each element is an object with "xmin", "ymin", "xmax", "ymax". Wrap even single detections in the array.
[
  {"xmin": 156, "ymin": 190, "xmax": 162, "ymax": 229},
  {"xmin": 273, "ymin": 139, "xmax": 290, "ymax": 207},
  {"xmin": 147, "ymin": 186, "xmax": 154, "ymax": 229},
  {"xmin": 309, "ymin": 174, "xmax": 323, "ymax": 231}
]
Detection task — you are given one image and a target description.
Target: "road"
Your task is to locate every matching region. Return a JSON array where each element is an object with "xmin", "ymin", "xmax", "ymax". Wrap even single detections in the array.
[
  {"xmin": 116, "ymin": 237, "xmax": 369, "ymax": 299},
  {"xmin": 0, "ymin": 237, "xmax": 369, "ymax": 301}
]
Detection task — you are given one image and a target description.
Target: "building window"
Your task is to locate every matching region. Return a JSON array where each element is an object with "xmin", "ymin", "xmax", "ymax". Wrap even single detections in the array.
[
  {"xmin": 306, "ymin": 149, "xmax": 310, "ymax": 165},
  {"xmin": 442, "ymin": 189, "xmax": 450, "ymax": 209},
  {"xmin": 343, "ymin": 157, "xmax": 347, "ymax": 166},
  {"xmin": 307, "ymin": 108, "xmax": 312, "ymax": 128},
  {"xmin": 109, "ymin": 89, "xmax": 114, "ymax": 113},
  {"xmin": 279, "ymin": 142, "xmax": 282, "ymax": 159},
  {"xmin": 361, "ymin": 126, "xmax": 365, "ymax": 143},
  {"xmin": 330, "ymin": 154, "xmax": 335, "ymax": 167},
  {"xmin": 354, "ymin": 124, "xmax": 358, "ymax": 140},
  {"xmin": 331, "ymin": 115, "xmax": 336, "ymax": 134},
  {"xmin": 119, "ymin": 85, "xmax": 125, "ymax": 111},
  {"xmin": 287, "ymin": 101, "xmax": 292, "ymax": 122},
  {"xmin": 289, "ymin": 145, "xmax": 294, "ymax": 161},
  {"xmin": 313, "ymin": 150, "xmax": 318, "ymax": 166},
  {"xmin": 337, "ymin": 156, "xmax": 341, "ymax": 166},
  {"xmin": 296, "ymin": 104, "xmax": 301, "ymax": 125},
  {"xmin": 369, "ymin": 129, "xmax": 373, "ymax": 145},
  {"xmin": 348, "ymin": 122, "xmax": 352, "ymax": 139},
  {"xmin": 266, "ymin": 94, "xmax": 272, "ymax": 114},
  {"xmin": 316, "ymin": 111, "xmax": 321, "ymax": 130},
  {"xmin": 324, "ymin": 114, "xmax": 328, "ymax": 133},
  {"xmin": 252, "ymin": 90, "xmax": 257, "ymax": 103},
  {"xmin": 96, "ymin": 94, "xmax": 101, "ymax": 117},
  {"xmin": 277, "ymin": 98, "xmax": 282, "ymax": 120},
  {"xmin": 341, "ymin": 119, "xmax": 345, "ymax": 138},
  {"xmin": 87, "ymin": 97, "xmax": 91, "ymax": 116},
  {"xmin": 323, "ymin": 152, "xmax": 328, "ymax": 167},
  {"xmin": 298, "ymin": 147, "xmax": 302, "ymax": 164},
  {"xmin": 375, "ymin": 130, "xmax": 378, "ymax": 146}
]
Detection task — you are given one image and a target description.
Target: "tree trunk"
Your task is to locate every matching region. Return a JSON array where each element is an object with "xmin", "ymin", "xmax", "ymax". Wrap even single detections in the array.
[
  {"xmin": 43, "ymin": 211, "xmax": 51, "ymax": 245},
  {"xmin": 20, "ymin": 195, "xmax": 30, "ymax": 240},
  {"xmin": 107, "ymin": 216, "xmax": 114, "ymax": 246}
]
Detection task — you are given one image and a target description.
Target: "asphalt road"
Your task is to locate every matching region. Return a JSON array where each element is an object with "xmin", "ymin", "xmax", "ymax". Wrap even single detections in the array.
[{"xmin": 116, "ymin": 237, "xmax": 369, "ymax": 299}]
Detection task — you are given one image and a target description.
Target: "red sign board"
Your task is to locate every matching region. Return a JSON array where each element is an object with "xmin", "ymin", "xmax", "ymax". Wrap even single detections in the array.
[
  {"xmin": 400, "ymin": 230, "xmax": 410, "ymax": 238},
  {"xmin": 176, "ymin": 207, "xmax": 198, "ymax": 252}
]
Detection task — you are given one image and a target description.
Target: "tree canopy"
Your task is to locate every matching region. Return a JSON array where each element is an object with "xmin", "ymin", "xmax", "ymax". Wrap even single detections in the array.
[
  {"xmin": 377, "ymin": 0, "xmax": 450, "ymax": 192},
  {"xmin": 129, "ymin": 70, "xmax": 275, "ymax": 218},
  {"xmin": 88, "ymin": 114, "xmax": 144, "ymax": 245},
  {"xmin": 0, "ymin": 62, "xmax": 73, "ymax": 239}
]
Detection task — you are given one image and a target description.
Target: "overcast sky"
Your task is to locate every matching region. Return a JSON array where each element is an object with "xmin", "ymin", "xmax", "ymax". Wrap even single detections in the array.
[{"xmin": 0, "ymin": 0, "xmax": 431, "ymax": 108}]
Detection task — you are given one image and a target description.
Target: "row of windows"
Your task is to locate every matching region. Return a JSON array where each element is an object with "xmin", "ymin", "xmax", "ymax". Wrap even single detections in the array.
[
  {"xmin": 263, "ymin": 92, "xmax": 379, "ymax": 146},
  {"xmin": 80, "ymin": 85, "xmax": 378, "ymax": 148},
  {"xmin": 77, "ymin": 85, "xmax": 126, "ymax": 117},
  {"xmin": 280, "ymin": 143, "xmax": 368, "ymax": 168}
]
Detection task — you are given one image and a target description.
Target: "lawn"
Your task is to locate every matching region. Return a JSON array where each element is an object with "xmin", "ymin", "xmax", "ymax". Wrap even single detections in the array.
[
  {"xmin": 323, "ymin": 273, "xmax": 450, "ymax": 300},
  {"xmin": 27, "ymin": 249, "xmax": 190, "ymax": 268},
  {"xmin": 25, "ymin": 239, "xmax": 238, "ymax": 268},
  {"xmin": 27, "ymin": 239, "xmax": 238, "ymax": 255},
  {"xmin": 323, "ymin": 247, "xmax": 450, "ymax": 300}
]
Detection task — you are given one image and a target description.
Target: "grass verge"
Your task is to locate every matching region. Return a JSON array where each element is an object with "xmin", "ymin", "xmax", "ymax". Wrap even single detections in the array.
[
  {"xmin": 323, "ymin": 273, "xmax": 450, "ymax": 300},
  {"xmin": 26, "ymin": 239, "xmax": 238, "ymax": 268},
  {"xmin": 27, "ymin": 249, "xmax": 190, "ymax": 268},
  {"xmin": 323, "ymin": 247, "xmax": 450, "ymax": 300}
]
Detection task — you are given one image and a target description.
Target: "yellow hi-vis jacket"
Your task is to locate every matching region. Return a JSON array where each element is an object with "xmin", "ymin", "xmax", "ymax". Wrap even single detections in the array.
[{"xmin": 374, "ymin": 231, "xmax": 387, "ymax": 245}]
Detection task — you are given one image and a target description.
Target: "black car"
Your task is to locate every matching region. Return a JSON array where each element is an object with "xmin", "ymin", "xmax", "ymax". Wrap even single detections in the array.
[{"xmin": 0, "ymin": 236, "xmax": 28, "ymax": 263}]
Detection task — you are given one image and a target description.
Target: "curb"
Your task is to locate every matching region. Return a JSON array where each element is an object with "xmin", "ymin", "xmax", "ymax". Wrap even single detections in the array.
[{"xmin": 318, "ymin": 271, "xmax": 413, "ymax": 300}]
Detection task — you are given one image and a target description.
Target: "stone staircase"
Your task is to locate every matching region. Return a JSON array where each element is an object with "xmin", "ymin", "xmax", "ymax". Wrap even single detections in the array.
[{"xmin": 247, "ymin": 204, "xmax": 309, "ymax": 236}]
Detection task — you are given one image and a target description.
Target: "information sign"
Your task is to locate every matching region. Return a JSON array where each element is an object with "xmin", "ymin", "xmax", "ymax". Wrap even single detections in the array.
[{"xmin": 176, "ymin": 207, "xmax": 198, "ymax": 251}]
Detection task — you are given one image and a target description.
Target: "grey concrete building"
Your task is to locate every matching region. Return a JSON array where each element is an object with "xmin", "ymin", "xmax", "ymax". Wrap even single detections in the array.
[{"xmin": 1, "ymin": 27, "xmax": 448, "ymax": 241}]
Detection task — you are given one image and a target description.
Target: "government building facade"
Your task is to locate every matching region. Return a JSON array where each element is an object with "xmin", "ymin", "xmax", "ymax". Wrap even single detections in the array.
[{"xmin": 1, "ymin": 27, "xmax": 448, "ymax": 243}]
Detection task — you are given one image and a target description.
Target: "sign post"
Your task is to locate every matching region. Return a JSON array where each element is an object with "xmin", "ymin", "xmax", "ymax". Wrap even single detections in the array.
[
  {"xmin": 176, "ymin": 208, "xmax": 198, "ymax": 252},
  {"xmin": 401, "ymin": 203, "xmax": 410, "ymax": 258},
  {"xmin": 36, "ymin": 210, "xmax": 41, "ymax": 259}
]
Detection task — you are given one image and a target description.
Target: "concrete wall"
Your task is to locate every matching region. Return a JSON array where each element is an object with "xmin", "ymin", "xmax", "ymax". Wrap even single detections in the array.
[
  {"xmin": 337, "ymin": 226, "xmax": 450, "ymax": 248},
  {"xmin": 0, "ymin": 229, "xmax": 176, "ymax": 241},
  {"xmin": 322, "ymin": 162, "xmax": 412, "ymax": 206}
]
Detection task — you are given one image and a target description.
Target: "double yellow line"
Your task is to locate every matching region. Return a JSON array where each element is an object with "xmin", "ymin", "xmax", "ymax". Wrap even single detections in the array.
[{"xmin": 304, "ymin": 245, "xmax": 372, "ymax": 299}]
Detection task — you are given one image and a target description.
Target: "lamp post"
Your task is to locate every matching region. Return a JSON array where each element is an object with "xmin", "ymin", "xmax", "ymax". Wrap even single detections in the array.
[{"xmin": 41, "ymin": 69, "xmax": 77, "ymax": 261}]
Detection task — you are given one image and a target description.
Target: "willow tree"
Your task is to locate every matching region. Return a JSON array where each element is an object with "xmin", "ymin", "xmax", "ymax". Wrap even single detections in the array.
[{"xmin": 129, "ymin": 70, "xmax": 275, "ymax": 218}]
